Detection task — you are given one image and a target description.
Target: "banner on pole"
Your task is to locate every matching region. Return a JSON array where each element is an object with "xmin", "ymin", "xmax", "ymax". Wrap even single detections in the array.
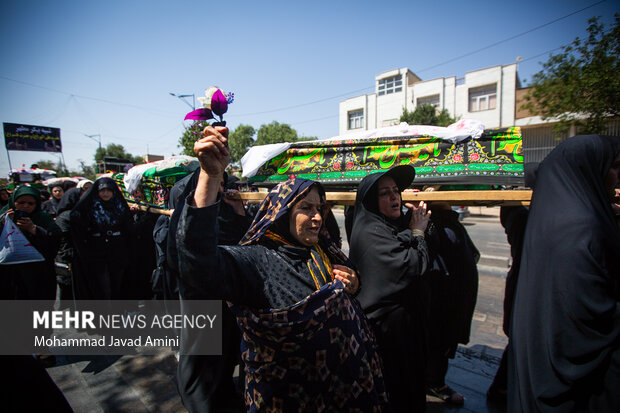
[{"xmin": 3, "ymin": 122, "xmax": 62, "ymax": 153}]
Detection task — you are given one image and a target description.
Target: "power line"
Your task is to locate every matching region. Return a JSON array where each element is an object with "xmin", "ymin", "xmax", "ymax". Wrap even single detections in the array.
[
  {"xmin": 0, "ymin": 0, "xmax": 606, "ymax": 128},
  {"xmin": 239, "ymin": 0, "xmax": 607, "ymax": 117},
  {"xmin": 519, "ymin": 46, "xmax": 565, "ymax": 63},
  {"xmin": 229, "ymin": 86, "xmax": 374, "ymax": 118},
  {"xmin": 413, "ymin": 0, "xmax": 606, "ymax": 74},
  {"xmin": 0, "ymin": 75, "xmax": 179, "ymax": 118},
  {"xmin": 292, "ymin": 114, "xmax": 339, "ymax": 127}
]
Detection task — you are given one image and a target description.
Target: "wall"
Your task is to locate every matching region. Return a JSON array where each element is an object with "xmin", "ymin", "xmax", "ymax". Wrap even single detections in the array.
[{"xmin": 339, "ymin": 63, "xmax": 519, "ymax": 133}]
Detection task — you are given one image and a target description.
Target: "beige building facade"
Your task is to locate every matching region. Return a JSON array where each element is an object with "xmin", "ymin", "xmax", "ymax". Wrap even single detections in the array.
[
  {"xmin": 339, "ymin": 64, "xmax": 522, "ymax": 135},
  {"xmin": 339, "ymin": 64, "xmax": 619, "ymax": 162}
]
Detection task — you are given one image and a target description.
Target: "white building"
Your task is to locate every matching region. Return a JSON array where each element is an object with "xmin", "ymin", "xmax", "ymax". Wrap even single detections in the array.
[
  {"xmin": 339, "ymin": 64, "xmax": 520, "ymax": 134},
  {"xmin": 339, "ymin": 63, "xmax": 619, "ymax": 162}
]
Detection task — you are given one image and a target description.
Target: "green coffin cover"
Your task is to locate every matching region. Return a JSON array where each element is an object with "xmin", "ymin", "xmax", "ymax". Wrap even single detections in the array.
[{"xmin": 250, "ymin": 127, "xmax": 523, "ymax": 188}]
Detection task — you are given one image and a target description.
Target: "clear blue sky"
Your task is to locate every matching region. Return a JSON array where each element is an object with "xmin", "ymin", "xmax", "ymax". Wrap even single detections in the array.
[{"xmin": 0, "ymin": 0, "xmax": 617, "ymax": 177}]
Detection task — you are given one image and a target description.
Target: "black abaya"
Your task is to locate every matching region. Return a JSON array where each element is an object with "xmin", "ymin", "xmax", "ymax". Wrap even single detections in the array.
[
  {"xmin": 53, "ymin": 189, "xmax": 82, "ymax": 303},
  {"xmin": 42, "ymin": 196, "xmax": 61, "ymax": 219},
  {"xmin": 349, "ymin": 165, "xmax": 430, "ymax": 413},
  {"xmin": 70, "ymin": 178, "xmax": 133, "ymax": 300},
  {"xmin": 424, "ymin": 208, "xmax": 479, "ymax": 388},
  {"xmin": 167, "ymin": 170, "xmax": 248, "ymax": 413},
  {"xmin": 508, "ymin": 135, "xmax": 620, "ymax": 413}
]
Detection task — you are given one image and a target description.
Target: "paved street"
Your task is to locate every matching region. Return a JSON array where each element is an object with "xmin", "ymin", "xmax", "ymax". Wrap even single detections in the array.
[{"xmin": 46, "ymin": 207, "xmax": 512, "ymax": 412}]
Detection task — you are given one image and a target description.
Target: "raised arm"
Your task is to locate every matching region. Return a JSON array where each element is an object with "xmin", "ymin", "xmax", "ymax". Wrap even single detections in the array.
[
  {"xmin": 175, "ymin": 126, "xmax": 265, "ymax": 305},
  {"xmin": 192, "ymin": 125, "xmax": 229, "ymax": 208}
]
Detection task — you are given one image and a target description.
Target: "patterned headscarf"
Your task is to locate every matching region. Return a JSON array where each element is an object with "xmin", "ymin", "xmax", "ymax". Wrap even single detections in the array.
[
  {"xmin": 241, "ymin": 178, "xmax": 352, "ymax": 267},
  {"xmin": 241, "ymin": 179, "xmax": 319, "ymax": 245}
]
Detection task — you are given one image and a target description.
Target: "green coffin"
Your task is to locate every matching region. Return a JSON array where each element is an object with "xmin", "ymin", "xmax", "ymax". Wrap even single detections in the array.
[{"xmin": 249, "ymin": 127, "xmax": 523, "ymax": 188}]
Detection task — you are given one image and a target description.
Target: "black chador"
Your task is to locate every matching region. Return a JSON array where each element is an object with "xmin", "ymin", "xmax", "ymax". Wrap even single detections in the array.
[
  {"xmin": 70, "ymin": 178, "xmax": 133, "ymax": 300},
  {"xmin": 168, "ymin": 171, "xmax": 250, "ymax": 413},
  {"xmin": 508, "ymin": 136, "xmax": 620, "ymax": 412},
  {"xmin": 349, "ymin": 165, "xmax": 430, "ymax": 413}
]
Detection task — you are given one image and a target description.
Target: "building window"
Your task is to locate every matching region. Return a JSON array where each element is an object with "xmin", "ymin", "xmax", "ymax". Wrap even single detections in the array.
[
  {"xmin": 469, "ymin": 84, "xmax": 497, "ymax": 112},
  {"xmin": 378, "ymin": 75, "xmax": 403, "ymax": 96},
  {"xmin": 382, "ymin": 119, "xmax": 399, "ymax": 127},
  {"xmin": 416, "ymin": 94, "xmax": 440, "ymax": 108},
  {"xmin": 348, "ymin": 110, "xmax": 364, "ymax": 129}
]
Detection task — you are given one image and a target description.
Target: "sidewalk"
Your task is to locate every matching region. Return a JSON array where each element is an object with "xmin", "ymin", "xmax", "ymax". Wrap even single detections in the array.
[
  {"xmin": 47, "ymin": 342, "xmax": 506, "ymax": 413},
  {"xmin": 49, "ymin": 351, "xmax": 184, "ymax": 412}
]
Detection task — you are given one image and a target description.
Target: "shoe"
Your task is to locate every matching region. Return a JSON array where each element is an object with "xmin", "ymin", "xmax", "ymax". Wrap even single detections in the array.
[{"xmin": 426, "ymin": 385, "xmax": 464, "ymax": 405}]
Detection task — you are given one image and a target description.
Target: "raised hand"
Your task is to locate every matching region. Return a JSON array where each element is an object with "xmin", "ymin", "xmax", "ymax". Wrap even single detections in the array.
[
  {"xmin": 405, "ymin": 201, "xmax": 431, "ymax": 232},
  {"xmin": 333, "ymin": 264, "xmax": 359, "ymax": 295},
  {"xmin": 194, "ymin": 125, "xmax": 230, "ymax": 177}
]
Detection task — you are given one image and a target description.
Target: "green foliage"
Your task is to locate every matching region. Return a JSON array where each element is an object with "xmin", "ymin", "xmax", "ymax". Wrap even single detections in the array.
[
  {"xmin": 435, "ymin": 109, "xmax": 459, "ymax": 127},
  {"xmin": 35, "ymin": 159, "xmax": 96, "ymax": 180},
  {"xmin": 94, "ymin": 143, "xmax": 142, "ymax": 165},
  {"xmin": 400, "ymin": 104, "xmax": 458, "ymax": 126},
  {"xmin": 178, "ymin": 121, "xmax": 210, "ymax": 156},
  {"xmin": 522, "ymin": 14, "xmax": 620, "ymax": 134},
  {"xmin": 35, "ymin": 160, "xmax": 58, "ymax": 171},
  {"xmin": 77, "ymin": 161, "xmax": 97, "ymax": 180},
  {"xmin": 35, "ymin": 159, "xmax": 73, "ymax": 177},
  {"xmin": 255, "ymin": 121, "xmax": 299, "ymax": 146},
  {"xmin": 228, "ymin": 124, "xmax": 255, "ymax": 165}
]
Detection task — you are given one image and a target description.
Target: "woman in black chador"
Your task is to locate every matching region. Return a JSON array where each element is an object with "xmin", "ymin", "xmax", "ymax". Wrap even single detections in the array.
[
  {"xmin": 175, "ymin": 126, "xmax": 388, "ymax": 412},
  {"xmin": 70, "ymin": 177, "xmax": 133, "ymax": 300},
  {"xmin": 167, "ymin": 170, "xmax": 252, "ymax": 413},
  {"xmin": 0, "ymin": 185, "xmax": 61, "ymax": 300},
  {"xmin": 349, "ymin": 165, "xmax": 431, "ymax": 412},
  {"xmin": 53, "ymin": 187, "xmax": 84, "ymax": 302},
  {"xmin": 423, "ymin": 201, "xmax": 479, "ymax": 405},
  {"xmin": 508, "ymin": 135, "xmax": 620, "ymax": 413},
  {"xmin": 42, "ymin": 183, "xmax": 64, "ymax": 219}
]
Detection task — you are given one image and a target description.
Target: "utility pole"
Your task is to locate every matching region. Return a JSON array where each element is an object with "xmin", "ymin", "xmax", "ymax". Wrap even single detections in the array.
[
  {"xmin": 169, "ymin": 92, "xmax": 195, "ymax": 110},
  {"xmin": 84, "ymin": 134, "xmax": 102, "ymax": 149}
]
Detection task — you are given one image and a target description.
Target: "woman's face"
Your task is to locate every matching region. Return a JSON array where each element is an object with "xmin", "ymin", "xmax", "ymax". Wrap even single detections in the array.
[
  {"xmin": 289, "ymin": 187, "xmax": 323, "ymax": 247},
  {"xmin": 14, "ymin": 194, "xmax": 37, "ymax": 214},
  {"xmin": 0, "ymin": 190, "xmax": 9, "ymax": 202},
  {"xmin": 82, "ymin": 182, "xmax": 93, "ymax": 192},
  {"xmin": 604, "ymin": 152, "xmax": 620, "ymax": 199},
  {"xmin": 51, "ymin": 186, "xmax": 64, "ymax": 200},
  {"xmin": 98, "ymin": 188, "xmax": 113, "ymax": 201},
  {"xmin": 377, "ymin": 176, "xmax": 401, "ymax": 220}
]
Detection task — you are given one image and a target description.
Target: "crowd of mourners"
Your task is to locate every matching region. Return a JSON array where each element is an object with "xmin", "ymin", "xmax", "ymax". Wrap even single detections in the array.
[{"xmin": 1, "ymin": 131, "xmax": 619, "ymax": 413}]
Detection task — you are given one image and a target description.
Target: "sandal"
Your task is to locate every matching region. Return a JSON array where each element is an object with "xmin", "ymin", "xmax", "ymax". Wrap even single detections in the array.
[{"xmin": 426, "ymin": 385, "xmax": 464, "ymax": 405}]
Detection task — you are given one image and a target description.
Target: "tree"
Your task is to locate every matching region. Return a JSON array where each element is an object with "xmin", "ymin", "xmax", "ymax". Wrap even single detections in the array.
[
  {"xmin": 35, "ymin": 159, "xmax": 74, "ymax": 176},
  {"xmin": 400, "ymin": 104, "xmax": 458, "ymax": 126},
  {"xmin": 178, "ymin": 121, "xmax": 210, "ymax": 156},
  {"xmin": 522, "ymin": 14, "xmax": 620, "ymax": 134},
  {"xmin": 228, "ymin": 124, "xmax": 255, "ymax": 165},
  {"xmin": 35, "ymin": 160, "xmax": 59, "ymax": 171},
  {"xmin": 95, "ymin": 143, "xmax": 142, "ymax": 165},
  {"xmin": 255, "ymin": 121, "xmax": 299, "ymax": 146},
  {"xmin": 77, "ymin": 160, "xmax": 97, "ymax": 180},
  {"xmin": 35, "ymin": 158, "xmax": 96, "ymax": 179}
]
